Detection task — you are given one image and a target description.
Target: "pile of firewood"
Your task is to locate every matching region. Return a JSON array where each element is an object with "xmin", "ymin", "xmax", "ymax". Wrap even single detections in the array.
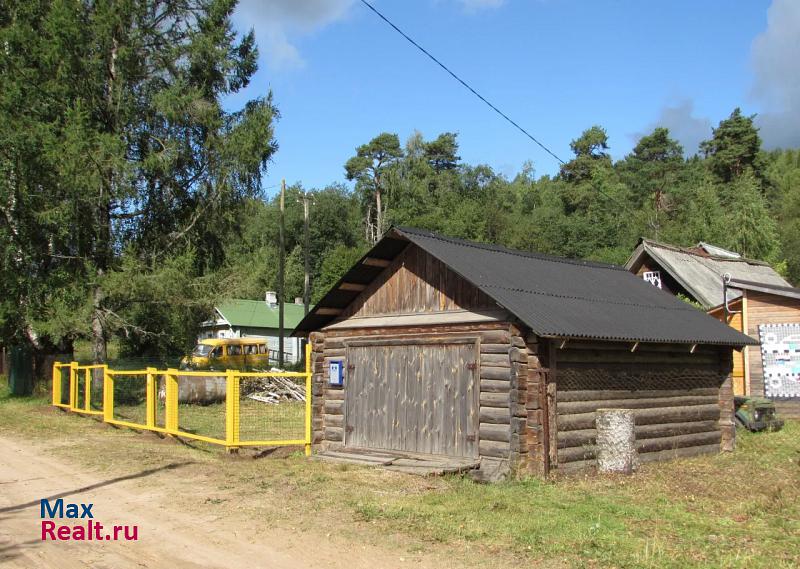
[{"xmin": 245, "ymin": 376, "xmax": 305, "ymax": 404}]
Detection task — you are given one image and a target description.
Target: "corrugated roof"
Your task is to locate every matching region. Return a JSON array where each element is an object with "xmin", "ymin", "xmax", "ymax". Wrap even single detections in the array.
[
  {"xmin": 726, "ymin": 278, "xmax": 800, "ymax": 301},
  {"xmin": 296, "ymin": 227, "xmax": 756, "ymax": 346},
  {"xmin": 625, "ymin": 239, "xmax": 790, "ymax": 309},
  {"xmin": 216, "ymin": 300, "xmax": 306, "ymax": 329}
]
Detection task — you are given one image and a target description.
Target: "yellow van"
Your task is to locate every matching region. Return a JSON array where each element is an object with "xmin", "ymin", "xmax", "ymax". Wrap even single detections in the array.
[{"xmin": 180, "ymin": 338, "xmax": 273, "ymax": 371}]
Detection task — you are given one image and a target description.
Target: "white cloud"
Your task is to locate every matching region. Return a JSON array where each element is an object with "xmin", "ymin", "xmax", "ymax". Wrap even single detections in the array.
[
  {"xmin": 634, "ymin": 100, "xmax": 712, "ymax": 157},
  {"xmin": 233, "ymin": 0, "xmax": 356, "ymax": 70},
  {"xmin": 750, "ymin": 0, "xmax": 800, "ymax": 149}
]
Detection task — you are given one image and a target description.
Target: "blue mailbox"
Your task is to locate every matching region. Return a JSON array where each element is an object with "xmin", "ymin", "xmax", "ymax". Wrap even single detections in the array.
[{"xmin": 329, "ymin": 359, "xmax": 344, "ymax": 387}]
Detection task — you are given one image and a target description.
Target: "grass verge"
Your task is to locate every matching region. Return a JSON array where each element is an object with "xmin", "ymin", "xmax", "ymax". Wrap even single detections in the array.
[{"xmin": 1, "ymin": 382, "xmax": 798, "ymax": 568}]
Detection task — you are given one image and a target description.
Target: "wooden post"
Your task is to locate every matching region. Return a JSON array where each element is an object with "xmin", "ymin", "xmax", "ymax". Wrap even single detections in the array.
[
  {"xmin": 52, "ymin": 362, "xmax": 61, "ymax": 406},
  {"xmin": 304, "ymin": 342, "xmax": 312, "ymax": 457},
  {"xmin": 69, "ymin": 362, "xmax": 77, "ymax": 411},
  {"xmin": 146, "ymin": 367, "xmax": 157, "ymax": 428},
  {"xmin": 103, "ymin": 367, "xmax": 114, "ymax": 423},
  {"xmin": 165, "ymin": 369, "xmax": 179, "ymax": 434},
  {"xmin": 225, "ymin": 370, "xmax": 240, "ymax": 452}
]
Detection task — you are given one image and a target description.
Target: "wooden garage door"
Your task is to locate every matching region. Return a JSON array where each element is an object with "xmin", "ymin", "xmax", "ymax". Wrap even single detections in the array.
[{"xmin": 344, "ymin": 341, "xmax": 478, "ymax": 458}]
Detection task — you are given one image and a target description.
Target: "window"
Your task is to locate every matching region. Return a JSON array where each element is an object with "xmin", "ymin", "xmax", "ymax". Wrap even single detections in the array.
[
  {"xmin": 210, "ymin": 347, "xmax": 222, "ymax": 358},
  {"xmin": 258, "ymin": 344, "xmax": 268, "ymax": 354},
  {"xmin": 227, "ymin": 345, "xmax": 242, "ymax": 356},
  {"xmin": 244, "ymin": 344, "xmax": 258, "ymax": 355},
  {"xmin": 642, "ymin": 271, "xmax": 662, "ymax": 289}
]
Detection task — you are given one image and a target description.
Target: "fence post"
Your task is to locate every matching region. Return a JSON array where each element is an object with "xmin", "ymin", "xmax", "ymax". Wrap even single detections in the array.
[
  {"xmin": 103, "ymin": 366, "xmax": 113, "ymax": 423},
  {"xmin": 69, "ymin": 362, "xmax": 78, "ymax": 411},
  {"xmin": 165, "ymin": 369, "xmax": 179, "ymax": 434},
  {"xmin": 225, "ymin": 370, "xmax": 240, "ymax": 452},
  {"xmin": 146, "ymin": 367, "xmax": 157, "ymax": 428},
  {"xmin": 52, "ymin": 363, "xmax": 61, "ymax": 406},
  {"xmin": 304, "ymin": 342, "xmax": 312, "ymax": 457},
  {"xmin": 84, "ymin": 368, "xmax": 92, "ymax": 412}
]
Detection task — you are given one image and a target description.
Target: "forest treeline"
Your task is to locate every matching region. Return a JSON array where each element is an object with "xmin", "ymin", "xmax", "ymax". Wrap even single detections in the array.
[{"xmin": 2, "ymin": 1, "xmax": 799, "ymax": 363}]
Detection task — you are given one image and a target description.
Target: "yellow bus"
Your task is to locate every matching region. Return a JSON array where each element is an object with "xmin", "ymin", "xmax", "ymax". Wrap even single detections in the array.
[{"xmin": 180, "ymin": 338, "xmax": 276, "ymax": 371}]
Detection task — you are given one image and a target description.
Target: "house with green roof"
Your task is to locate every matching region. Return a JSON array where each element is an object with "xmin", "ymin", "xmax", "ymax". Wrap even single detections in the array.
[{"xmin": 199, "ymin": 293, "xmax": 308, "ymax": 363}]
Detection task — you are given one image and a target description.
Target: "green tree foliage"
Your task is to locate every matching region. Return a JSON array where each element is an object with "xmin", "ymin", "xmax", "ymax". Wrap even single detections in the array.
[
  {"xmin": 4, "ymin": 2, "xmax": 800, "ymax": 375},
  {"xmin": 0, "ymin": 0, "xmax": 277, "ymax": 361},
  {"xmin": 344, "ymin": 132, "xmax": 404, "ymax": 244},
  {"xmin": 700, "ymin": 108, "xmax": 765, "ymax": 183}
]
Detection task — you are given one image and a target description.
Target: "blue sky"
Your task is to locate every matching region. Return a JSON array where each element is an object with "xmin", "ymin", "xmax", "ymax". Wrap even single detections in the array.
[{"xmin": 227, "ymin": 0, "xmax": 799, "ymax": 193}]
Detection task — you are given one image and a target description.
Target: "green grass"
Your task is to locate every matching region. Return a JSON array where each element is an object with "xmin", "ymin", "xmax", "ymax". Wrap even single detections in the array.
[
  {"xmin": 1, "ymin": 379, "xmax": 798, "ymax": 569},
  {"xmin": 112, "ymin": 398, "xmax": 304, "ymax": 441}
]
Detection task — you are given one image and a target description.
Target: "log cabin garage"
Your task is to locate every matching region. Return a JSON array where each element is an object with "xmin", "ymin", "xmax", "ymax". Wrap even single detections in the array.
[{"xmin": 294, "ymin": 227, "xmax": 757, "ymax": 481}]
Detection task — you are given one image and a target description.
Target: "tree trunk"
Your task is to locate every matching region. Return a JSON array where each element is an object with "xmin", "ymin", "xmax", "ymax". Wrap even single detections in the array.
[{"xmin": 375, "ymin": 186, "xmax": 383, "ymax": 243}]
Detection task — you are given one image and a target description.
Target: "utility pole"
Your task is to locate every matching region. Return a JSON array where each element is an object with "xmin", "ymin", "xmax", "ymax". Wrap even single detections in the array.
[
  {"xmin": 302, "ymin": 191, "xmax": 311, "ymax": 316},
  {"xmin": 278, "ymin": 179, "xmax": 285, "ymax": 369}
]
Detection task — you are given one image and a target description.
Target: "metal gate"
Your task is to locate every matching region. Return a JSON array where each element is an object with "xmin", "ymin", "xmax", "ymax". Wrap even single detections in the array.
[{"xmin": 344, "ymin": 339, "xmax": 478, "ymax": 458}]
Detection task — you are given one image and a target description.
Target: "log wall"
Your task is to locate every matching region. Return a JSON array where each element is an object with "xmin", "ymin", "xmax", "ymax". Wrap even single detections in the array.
[
  {"xmin": 550, "ymin": 341, "xmax": 733, "ymax": 473},
  {"xmin": 310, "ymin": 321, "xmax": 546, "ymax": 481}
]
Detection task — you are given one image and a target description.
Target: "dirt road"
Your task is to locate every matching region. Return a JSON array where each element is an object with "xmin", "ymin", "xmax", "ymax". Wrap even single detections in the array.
[{"xmin": 0, "ymin": 437, "xmax": 450, "ymax": 569}]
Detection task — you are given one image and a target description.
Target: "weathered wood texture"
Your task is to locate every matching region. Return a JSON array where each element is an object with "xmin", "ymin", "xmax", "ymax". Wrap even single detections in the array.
[
  {"xmin": 345, "ymin": 342, "xmax": 478, "ymax": 457},
  {"xmin": 310, "ymin": 322, "xmax": 522, "ymax": 482},
  {"xmin": 337, "ymin": 243, "xmax": 496, "ymax": 319},
  {"xmin": 743, "ymin": 291, "xmax": 800, "ymax": 418},
  {"xmin": 554, "ymin": 342, "xmax": 732, "ymax": 468}
]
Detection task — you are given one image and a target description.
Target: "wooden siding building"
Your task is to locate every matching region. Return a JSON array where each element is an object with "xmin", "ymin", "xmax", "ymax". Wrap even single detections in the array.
[
  {"xmin": 296, "ymin": 228, "xmax": 755, "ymax": 480},
  {"xmin": 709, "ymin": 279, "xmax": 800, "ymax": 418},
  {"xmin": 626, "ymin": 239, "xmax": 800, "ymax": 417}
]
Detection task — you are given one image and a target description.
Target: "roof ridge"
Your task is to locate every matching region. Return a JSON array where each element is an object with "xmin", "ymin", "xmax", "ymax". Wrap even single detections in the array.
[
  {"xmin": 642, "ymin": 238, "xmax": 770, "ymax": 266},
  {"xmin": 480, "ymin": 284, "xmax": 698, "ymax": 313},
  {"xmin": 395, "ymin": 226, "xmax": 625, "ymax": 271}
]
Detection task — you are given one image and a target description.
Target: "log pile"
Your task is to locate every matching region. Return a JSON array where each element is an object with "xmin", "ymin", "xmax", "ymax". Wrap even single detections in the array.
[{"xmin": 245, "ymin": 376, "xmax": 306, "ymax": 404}]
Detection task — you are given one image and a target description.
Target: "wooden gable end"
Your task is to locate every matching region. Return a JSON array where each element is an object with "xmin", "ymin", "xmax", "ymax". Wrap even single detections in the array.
[{"xmin": 335, "ymin": 243, "xmax": 497, "ymax": 320}]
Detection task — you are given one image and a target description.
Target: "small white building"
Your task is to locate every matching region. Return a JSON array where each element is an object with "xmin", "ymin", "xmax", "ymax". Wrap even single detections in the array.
[{"xmin": 198, "ymin": 293, "xmax": 307, "ymax": 364}]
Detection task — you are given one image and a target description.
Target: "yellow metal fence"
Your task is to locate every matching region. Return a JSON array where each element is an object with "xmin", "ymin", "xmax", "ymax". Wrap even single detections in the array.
[{"xmin": 52, "ymin": 344, "xmax": 312, "ymax": 454}]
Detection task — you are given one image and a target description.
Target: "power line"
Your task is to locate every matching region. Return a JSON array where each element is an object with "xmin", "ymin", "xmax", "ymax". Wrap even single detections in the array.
[{"xmin": 358, "ymin": 0, "xmax": 565, "ymax": 165}]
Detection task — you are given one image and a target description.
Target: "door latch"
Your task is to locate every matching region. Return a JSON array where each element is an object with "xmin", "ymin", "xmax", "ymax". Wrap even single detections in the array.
[{"xmin": 466, "ymin": 362, "xmax": 477, "ymax": 370}]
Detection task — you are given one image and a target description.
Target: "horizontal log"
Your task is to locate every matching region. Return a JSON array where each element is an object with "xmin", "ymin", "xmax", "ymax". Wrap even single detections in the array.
[
  {"xmin": 556, "ymin": 458, "xmax": 597, "ymax": 473},
  {"xmin": 480, "ymin": 343, "xmax": 510, "ymax": 354},
  {"xmin": 323, "ymin": 414, "xmax": 343, "ymax": 427},
  {"xmin": 636, "ymin": 431, "xmax": 721, "ymax": 454},
  {"xmin": 559, "ymin": 445, "xmax": 596, "ymax": 463},
  {"xmin": 323, "ymin": 389, "xmax": 344, "ymax": 400},
  {"xmin": 323, "ymin": 400, "xmax": 344, "ymax": 414},
  {"xmin": 480, "ymin": 406, "xmax": 511, "ymax": 424},
  {"xmin": 558, "ymin": 421, "xmax": 720, "ymax": 449},
  {"xmin": 480, "ymin": 330, "xmax": 511, "ymax": 344},
  {"xmin": 480, "ymin": 392, "xmax": 509, "ymax": 408},
  {"xmin": 558, "ymin": 395, "xmax": 718, "ymax": 416},
  {"xmin": 479, "ymin": 423, "xmax": 511, "ymax": 442},
  {"xmin": 559, "ymin": 430, "xmax": 722, "ymax": 463},
  {"xmin": 558, "ymin": 404, "xmax": 721, "ymax": 431},
  {"xmin": 481, "ymin": 366, "xmax": 511, "ymax": 381},
  {"xmin": 480, "ymin": 354, "xmax": 511, "ymax": 367},
  {"xmin": 480, "ymin": 379, "xmax": 510, "ymax": 393},
  {"xmin": 509, "ymin": 347, "xmax": 528, "ymax": 364},
  {"xmin": 479, "ymin": 439, "xmax": 510, "ymax": 458},
  {"xmin": 637, "ymin": 443, "xmax": 720, "ymax": 463},
  {"xmin": 324, "ymin": 427, "xmax": 343, "ymax": 442},
  {"xmin": 557, "ymin": 388, "xmax": 719, "ymax": 402},
  {"xmin": 511, "ymin": 336, "xmax": 526, "ymax": 348}
]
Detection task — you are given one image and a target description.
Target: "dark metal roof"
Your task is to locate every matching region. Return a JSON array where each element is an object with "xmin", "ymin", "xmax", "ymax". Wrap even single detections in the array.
[{"xmin": 295, "ymin": 227, "xmax": 757, "ymax": 347}]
